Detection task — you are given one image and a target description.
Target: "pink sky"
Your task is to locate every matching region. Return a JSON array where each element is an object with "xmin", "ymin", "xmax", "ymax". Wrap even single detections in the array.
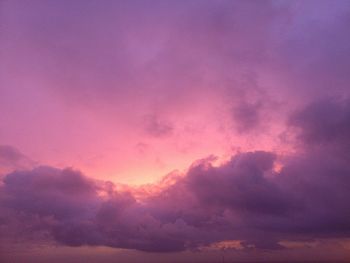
[
  {"xmin": 0, "ymin": 0, "xmax": 303, "ymax": 184},
  {"xmin": 1, "ymin": 0, "xmax": 350, "ymax": 262}
]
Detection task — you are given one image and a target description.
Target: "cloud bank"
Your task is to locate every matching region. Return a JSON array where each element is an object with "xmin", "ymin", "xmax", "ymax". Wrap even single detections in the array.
[{"xmin": 1, "ymin": 98, "xmax": 350, "ymax": 252}]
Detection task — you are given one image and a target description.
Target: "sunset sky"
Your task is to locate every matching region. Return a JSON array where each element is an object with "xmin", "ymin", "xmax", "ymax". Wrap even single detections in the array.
[{"xmin": 1, "ymin": 0, "xmax": 350, "ymax": 262}]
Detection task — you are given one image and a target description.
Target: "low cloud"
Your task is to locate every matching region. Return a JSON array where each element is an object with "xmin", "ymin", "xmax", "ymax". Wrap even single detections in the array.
[{"xmin": 1, "ymin": 97, "xmax": 350, "ymax": 252}]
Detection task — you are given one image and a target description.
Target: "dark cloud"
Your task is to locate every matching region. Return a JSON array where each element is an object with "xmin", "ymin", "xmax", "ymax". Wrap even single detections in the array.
[
  {"xmin": 289, "ymin": 98, "xmax": 350, "ymax": 153},
  {"xmin": 1, "ymin": 0, "xmax": 350, "ymax": 255},
  {"xmin": 1, "ymin": 98, "xmax": 350, "ymax": 252}
]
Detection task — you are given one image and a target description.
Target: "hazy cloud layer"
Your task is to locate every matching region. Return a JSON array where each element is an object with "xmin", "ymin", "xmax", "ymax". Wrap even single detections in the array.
[{"xmin": 1, "ymin": 0, "xmax": 350, "ymax": 184}]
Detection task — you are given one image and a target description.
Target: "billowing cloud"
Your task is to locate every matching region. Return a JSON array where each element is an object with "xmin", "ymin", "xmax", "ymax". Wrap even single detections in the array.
[
  {"xmin": 1, "ymin": 1, "xmax": 350, "ymax": 261},
  {"xmin": 1, "ymin": 97, "xmax": 350, "ymax": 253}
]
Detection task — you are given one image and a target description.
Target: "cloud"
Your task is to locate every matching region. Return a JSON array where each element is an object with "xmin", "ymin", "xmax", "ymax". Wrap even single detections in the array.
[
  {"xmin": 276, "ymin": 0, "xmax": 350, "ymax": 99},
  {"xmin": 1, "ymin": 97, "xmax": 350, "ymax": 252},
  {"xmin": 143, "ymin": 114, "xmax": 174, "ymax": 138},
  {"xmin": 0, "ymin": 145, "xmax": 35, "ymax": 175},
  {"xmin": 0, "ymin": 0, "xmax": 290, "ymax": 123},
  {"xmin": 288, "ymin": 97, "xmax": 350, "ymax": 153},
  {"xmin": 1, "ymin": 0, "xmax": 350, "ymax": 255},
  {"xmin": 0, "ymin": 145, "xmax": 25, "ymax": 163},
  {"xmin": 232, "ymin": 101, "xmax": 262, "ymax": 133}
]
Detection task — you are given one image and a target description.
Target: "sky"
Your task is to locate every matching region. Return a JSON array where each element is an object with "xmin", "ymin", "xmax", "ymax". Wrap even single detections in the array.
[{"xmin": 1, "ymin": 0, "xmax": 350, "ymax": 262}]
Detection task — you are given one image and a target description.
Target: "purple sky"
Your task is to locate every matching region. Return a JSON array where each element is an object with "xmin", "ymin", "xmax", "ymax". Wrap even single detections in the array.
[{"xmin": 1, "ymin": 0, "xmax": 350, "ymax": 262}]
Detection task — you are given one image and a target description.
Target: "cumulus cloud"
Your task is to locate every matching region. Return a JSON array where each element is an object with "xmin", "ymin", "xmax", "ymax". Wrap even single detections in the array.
[
  {"xmin": 1, "ymin": 97, "xmax": 350, "ymax": 252},
  {"xmin": 1, "ymin": 0, "xmax": 350, "ymax": 257}
]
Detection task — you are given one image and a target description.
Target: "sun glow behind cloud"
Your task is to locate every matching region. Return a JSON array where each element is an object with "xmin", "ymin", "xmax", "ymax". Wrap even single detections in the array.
[{"xmin": 1, "ymin": 0, "xmax": 350, "ymax": 262}]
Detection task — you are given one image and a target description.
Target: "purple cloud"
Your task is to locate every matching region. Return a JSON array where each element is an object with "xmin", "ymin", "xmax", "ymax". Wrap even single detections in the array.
[
  {"xmin": 0, "ymin": 145, "xmax": 35, "ymax": 175},
  {"xmin": 1, "ymin": 0, "xmax": 350, "ymax": 257},
  {"xmin": 289, "ymin": 97, "xmax": 350, "ymax": 153},
  {"xmin": 1, "ymin": 98, "xmax": 350, "ymax": 252},
  {"xmin": 143, "ymin": 114, "xmax": 174, "ymax": 138}
]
